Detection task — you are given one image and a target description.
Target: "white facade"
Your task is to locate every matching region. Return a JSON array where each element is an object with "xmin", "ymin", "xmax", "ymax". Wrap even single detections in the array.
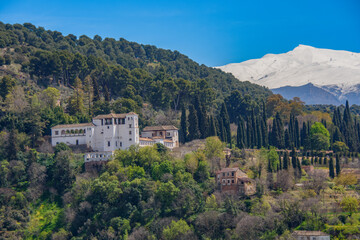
[
  {"xmin": 51, "ymin": 112, "xmax": 139, "ymax": 152},
  {"xmin": 51, "ymin": 114, "xmax": 180, "ymax": 164},
  {"xmin": 140, "ymin": 125, "xmax": 179, "ymax": 148}
]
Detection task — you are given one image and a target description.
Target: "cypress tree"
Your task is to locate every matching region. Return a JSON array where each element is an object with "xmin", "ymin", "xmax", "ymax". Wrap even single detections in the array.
[
  {"xmin": 209, "ymin": 115, "xmax": 217, "ymax": 137},
  {"xmin": 289, "ymin": 113, "xmax": 295, "ymax": 147},
  {"xmin": 285, "ymin": 129, "xmax": 290, "ymax": 149},
  {"xmin": 283, "ymin": 151, "xmax": 289, "ymax": 170},
  {"xmin": 336, "ymin": 153, "xmax": 341, "ymax": 176},
  {"xmin": 262, "ymin": 101, "xmax": 268, "ymax": 147},
  {"xmin": 180, "ymin": 106, "xmax": 187, "ymax": 144},
  {"xmin": 291, "ymin": 148, "xmax": 297, "ymax": 169},
  {"xmin": 187, "ymin": 104, "xmax": 200, "ymax": 141},
  {"xmin": 247, "ymin": 117, "xmax": 252, "ymax": 148},
  {"xmin": 220, "ymin": 102, "xmax": 231, "ymax": 147},
  {"xmin": 332, "ymin": 107, "xmax": 341, "ymax": 128},
  {"xmin": 301, "ymin": 122, "xmax": 308, "ymax": 148},
  {"xmin": 256, "ymin": 116, "xmax": 262, "ymax": 149},
  {"xmin": 329, "ymin": 157, "xmax": 335, "ymax": 178},
  {"xmin": 296, "ymin": 157, "xmax": 302, "ymax": 179},
  {"xmin": 251, "ymin": 109, "xmax": 257, "ymax": 148},
  {"xmin": 295, "ymin": 118, "xmax": 300, "ymax": 148},
  {"xmin": 237, "ymin": 117, "xmax": 245, "ymax": 149}
]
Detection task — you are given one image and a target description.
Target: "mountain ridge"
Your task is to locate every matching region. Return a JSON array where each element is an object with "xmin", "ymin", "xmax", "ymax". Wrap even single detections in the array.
[{"xmin": 217, "ymin": 45, "xmax": 360, "ymax": 105}]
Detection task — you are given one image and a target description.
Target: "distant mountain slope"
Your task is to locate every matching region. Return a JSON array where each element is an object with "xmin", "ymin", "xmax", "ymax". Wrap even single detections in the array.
[
  {"xmin": 217, "ymin": 45, "xmax": 360, "ymax": 105},
  {"xmin": 272, "ymin": 83, "xmax": 341, "ymax": 105}
]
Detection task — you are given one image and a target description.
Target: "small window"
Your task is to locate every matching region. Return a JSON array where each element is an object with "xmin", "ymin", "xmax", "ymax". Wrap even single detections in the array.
[
  {"xmin": 76, "ymin": 140, "xmax": 79, "ymax": 145},
  {"xmin": 116, "ymin": 141, "xmax": 118, "ymax": 146},
  {"xmin": 56, "ymin": 142, "xmax": 59, "ymax": 144},
  {"xmin": 55, "ymin": 131, "xmax": 59, "ymax": 135},
  {"xmin": 129, "ymin": 124, "xmax": 132, "ymax": 128},
  {"xmin": 227, "ymin": 172, "xmax": 229, "ymax": 176},
  {"xmin": 232, "ymin": 180, "xmax": 234, "ymax": 183},
  {"xmin": 114, "ymin": 119, "xmax": 117, "ymax": 124},
  {"xmin": 107, "ymin": 126, "xmax": 110, "ymax": 129},
  {"xmin": 223, "ymin": 173, "xmax": 225, "ymax": 177},
  {"xmin": 129, "ymin": 131, "xmax": 132, "ymax": 135},
  {"xmin": 101, "ymin": 119, "xmax": 103, "ymax": 125},
  {"xmin": 129, "ymin": 138, "xmax": 132, "ymax": 141},
  {"xmin": 120, "ymin": 142, "xmax": 122, "ymax": 147},
  {"xmin": 108, "ymin": 141, "xmax": 110, "ymax": 147},
  {"xmin": 232, "ymin": 172, "xmax": 234, "ymax": 176}
]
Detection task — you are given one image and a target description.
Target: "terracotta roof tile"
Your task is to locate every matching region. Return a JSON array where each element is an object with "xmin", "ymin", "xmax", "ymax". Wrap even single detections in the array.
[
  {"xmin": 142, "ymin": 125, "xmax": 178, "ymax": 131},
  {"xmin": 93, "ymin": 112, "xmax": 137, "ymax": 119}
]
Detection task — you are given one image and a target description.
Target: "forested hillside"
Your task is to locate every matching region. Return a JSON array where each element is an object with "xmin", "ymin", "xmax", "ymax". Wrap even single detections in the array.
[
  {"xmin": 0, "ymin": 22, "xmax": 270, "ymax": 105},
  {"xmin": 1, "ymin": 22, "xmax": 360, "ymax": 240}
]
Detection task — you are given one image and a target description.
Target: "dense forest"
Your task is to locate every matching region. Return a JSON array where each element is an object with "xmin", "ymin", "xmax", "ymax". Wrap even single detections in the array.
[{"xmin": 1, "ymin": 22, "xmax": 360, "ymax": 239}]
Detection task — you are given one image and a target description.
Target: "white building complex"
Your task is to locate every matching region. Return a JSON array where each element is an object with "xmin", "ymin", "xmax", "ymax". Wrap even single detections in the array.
[{"xmin": 51, "ymin": 112, "xmax": 179, "ymax": 166}]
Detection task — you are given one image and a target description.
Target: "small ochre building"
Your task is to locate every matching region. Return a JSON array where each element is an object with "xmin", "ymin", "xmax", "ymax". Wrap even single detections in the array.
[
  {"xmin": 51, "ymin": 112, "xmax": 179, "ymax": 169},
  {"xmin": 216, "ymin": 168, "xmax": 256, "ymax": 196}
]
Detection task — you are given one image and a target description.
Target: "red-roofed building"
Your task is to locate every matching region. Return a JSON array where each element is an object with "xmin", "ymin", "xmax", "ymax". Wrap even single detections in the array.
[{"xmin": 216, "ymin": 168, "xmax": 256, "ymax": 196}]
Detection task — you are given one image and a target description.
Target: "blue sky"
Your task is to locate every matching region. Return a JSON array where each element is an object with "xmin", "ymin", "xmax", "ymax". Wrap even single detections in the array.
[{"xmin": 1, "ymin": 0, "xmax": 359, "ymax": 66}]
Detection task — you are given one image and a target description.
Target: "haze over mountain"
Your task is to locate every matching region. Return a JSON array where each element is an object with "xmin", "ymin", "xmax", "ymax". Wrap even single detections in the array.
[{"xmin": 217, "ymin": 45, "xmax": 360, "ymax": 105}]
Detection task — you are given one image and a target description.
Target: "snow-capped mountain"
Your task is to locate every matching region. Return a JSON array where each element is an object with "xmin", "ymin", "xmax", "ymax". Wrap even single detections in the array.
[{"xmin": 217, "ymin": 45, "xmax": 360, "ymax": 105}]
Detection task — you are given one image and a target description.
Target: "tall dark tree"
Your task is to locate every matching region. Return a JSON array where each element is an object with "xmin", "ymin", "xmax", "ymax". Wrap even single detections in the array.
[
  {"xmin": 300, "ymin": 122, "xmax": 308, "ymax": 149},
  {"xmin": 336, "ymin": 153, "xmax": 341, "ymax": 176},
  {"xmin": 220, "ymin": 102, "xmax": 231, "ymax": 148},
  {"xmin": 180, "ymin": 106, "xmax": 187, "ymax": 144},
  {"xmin": 256, "ymin": 116, "xmax": 262, "ymax": 149},
  {"xmin": 261, "ymin": 101, "xmax": 268, "ymax": 148},
  {"xmin": 208, "ymin": 115, "xmax": 217, "ymax": 137},
  {"xmin": 237, "ymin": 117, "xmax": 245, "ymax": 149},
  {"xmin": 294, "ymin": 117, "xmax": 300, "ymax": 148},
  {"xmin": 329, "ymin": 157, "xmax": 335, "ymax": 179},
  {"xmin": 291, "ymin": 148, "xmax": 297, "ymax": 169},
  {"xmin": 187, "ymin": 104, "xmax": 200, "ymax": 141},
  {"xmin": 283, "ymin": 151, "xmax": 289, "ymax": 170}
]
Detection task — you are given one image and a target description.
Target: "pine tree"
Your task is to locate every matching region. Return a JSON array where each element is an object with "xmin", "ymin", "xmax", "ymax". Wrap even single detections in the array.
[
  {"xmin": 187, "ymin": 104, "xmax": 200, "ymax": 141},
  {"xmin": 329, "ymin": 157, "xmax": 335, "ymax": 178},
  {"xmin": 336, "ymin": 153, "xmax": 341, "ymax": 176},
  {"xmin": 180, "ymin": 106, "xmax": 187, "ymax": 144}
]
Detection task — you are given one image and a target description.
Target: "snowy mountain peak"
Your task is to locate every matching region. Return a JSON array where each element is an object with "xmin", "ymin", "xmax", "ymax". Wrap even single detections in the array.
[{"xmin": 216, "ymin": 45, "xmax": 360, "ymax": 105}]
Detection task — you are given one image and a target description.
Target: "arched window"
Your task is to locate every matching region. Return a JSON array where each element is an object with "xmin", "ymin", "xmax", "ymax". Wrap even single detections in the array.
[
  {"xmin": 75, "ymin": 129, "xmax": 79, "ymax": 134},
  {"xmin": 66, "ymin": 130, "xmax": 70, "ymax": 134},
  {"xmin": 61, "ymin": 130, "xmax": 65, "ymax": 135}
]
